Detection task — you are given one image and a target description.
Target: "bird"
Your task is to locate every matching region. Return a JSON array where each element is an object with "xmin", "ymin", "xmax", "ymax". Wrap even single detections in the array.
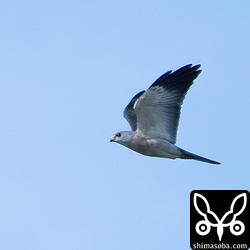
[{"xmin": 110, "ymin": 64, "xmax": 220, "ymax": 165}]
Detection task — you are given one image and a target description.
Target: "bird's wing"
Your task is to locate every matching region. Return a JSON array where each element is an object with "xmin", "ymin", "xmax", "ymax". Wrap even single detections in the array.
[
  {"xmin": 123, "ymin": 90, "xmax": 145, "ymax": 131},
  {"xmin": 134, "ymin": 64, "xmax": 201, "ymax": 144}
]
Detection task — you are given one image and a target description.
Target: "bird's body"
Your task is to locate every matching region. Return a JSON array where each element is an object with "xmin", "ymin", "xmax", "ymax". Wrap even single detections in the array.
[
  {"xmin": 130, "ymin": 137, "xmax": 176, "ymax": 158},
  {"xmin": 110, "ymin": 64, "xmax": 220, "ymax": 165},
  {"xmin": 112, "ymin": 132, "xmax": 179, "ymax": 158}
]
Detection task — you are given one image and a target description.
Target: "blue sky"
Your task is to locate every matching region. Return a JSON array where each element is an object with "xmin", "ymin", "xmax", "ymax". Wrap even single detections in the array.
[{"xmin": 0, "ymin": 1, "xmax": 249, "ymax": 249}]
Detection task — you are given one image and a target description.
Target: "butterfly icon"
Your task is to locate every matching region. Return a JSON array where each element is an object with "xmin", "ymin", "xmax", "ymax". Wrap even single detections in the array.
[{"xmin": 193, "ymin": 192, "xmax": 247, "ymax": 241}]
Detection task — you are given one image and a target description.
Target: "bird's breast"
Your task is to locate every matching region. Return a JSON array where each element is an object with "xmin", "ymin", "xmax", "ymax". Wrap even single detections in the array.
[{"xmin": 129, "ymin": 136, "xmax": 179, "ymax": 159}]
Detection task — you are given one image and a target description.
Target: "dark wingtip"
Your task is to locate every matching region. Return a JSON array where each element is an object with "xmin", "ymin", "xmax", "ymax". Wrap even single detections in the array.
[
  {"xmin": 149, "ymin": 64, "xmax": 202, "ymax": 90},
  {"xmin": 171, "ymin": 64, "xmax": 202, "ymax": 75}
]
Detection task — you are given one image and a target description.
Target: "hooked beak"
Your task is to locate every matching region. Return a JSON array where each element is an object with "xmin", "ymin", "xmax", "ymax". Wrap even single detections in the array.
[{"xmin": 110, "ymin": 135, "xmax": 116, "ymax": 142}]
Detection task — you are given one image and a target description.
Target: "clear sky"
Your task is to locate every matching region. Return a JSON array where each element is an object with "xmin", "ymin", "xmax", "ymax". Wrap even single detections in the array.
[{"xmin": 0, "ymin": 1, "xmax": 249, "ymax": 249}]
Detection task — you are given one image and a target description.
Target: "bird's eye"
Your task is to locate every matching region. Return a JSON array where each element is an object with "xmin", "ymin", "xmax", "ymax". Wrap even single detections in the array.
[{"xmin": 116, "ymin": 133, "xmax": 121, "ymax": 137}]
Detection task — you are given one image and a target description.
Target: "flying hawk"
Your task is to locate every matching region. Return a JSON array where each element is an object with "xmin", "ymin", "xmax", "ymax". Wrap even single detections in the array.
[{"xmin": 110, "ymin": 64, "xmax": 220, "ymax": 165}]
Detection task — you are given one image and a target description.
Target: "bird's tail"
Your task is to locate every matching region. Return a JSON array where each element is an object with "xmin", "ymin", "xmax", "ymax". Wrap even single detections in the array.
[{"xmin": 179, "ymin": 148, "xmax": 220, "ymax": 165}]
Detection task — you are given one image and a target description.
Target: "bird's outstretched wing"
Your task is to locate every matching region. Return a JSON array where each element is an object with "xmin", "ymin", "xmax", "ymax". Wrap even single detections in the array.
[
  {"xmin": 131, "ymin": 64, "xmax": 201, "ymax": 144},
  {"xmin": 123, "ymin": 90, "xmax": 145, "ymax": 131}
]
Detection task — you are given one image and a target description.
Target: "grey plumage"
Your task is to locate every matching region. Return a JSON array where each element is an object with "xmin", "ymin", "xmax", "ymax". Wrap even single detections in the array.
[{"xmin": 110, "ymin": 64, "xmax": 220, "ymax": 165}]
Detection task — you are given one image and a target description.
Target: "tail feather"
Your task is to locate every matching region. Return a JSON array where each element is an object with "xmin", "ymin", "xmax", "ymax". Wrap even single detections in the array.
[{"xmin": 179, "ymin": 148, "xmax": 220, "ymax": 165}]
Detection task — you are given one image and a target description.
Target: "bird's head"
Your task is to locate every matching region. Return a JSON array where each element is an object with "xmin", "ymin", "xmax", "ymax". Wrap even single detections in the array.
[{"xmin": 110, "ymin": 131, "xmax": 134, "ymax": 147}]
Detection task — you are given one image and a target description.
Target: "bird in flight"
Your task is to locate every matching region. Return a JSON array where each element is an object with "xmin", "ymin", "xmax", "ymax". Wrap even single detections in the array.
[{"xmin": 110, "ymin": 64, "xmax": 220, "ymax": 165}]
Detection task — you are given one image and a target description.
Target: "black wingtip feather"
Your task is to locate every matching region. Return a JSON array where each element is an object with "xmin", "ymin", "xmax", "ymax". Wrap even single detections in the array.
[{"xmin": 150, "ymin": 64, "xmax": 202, "ymax": 93}]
